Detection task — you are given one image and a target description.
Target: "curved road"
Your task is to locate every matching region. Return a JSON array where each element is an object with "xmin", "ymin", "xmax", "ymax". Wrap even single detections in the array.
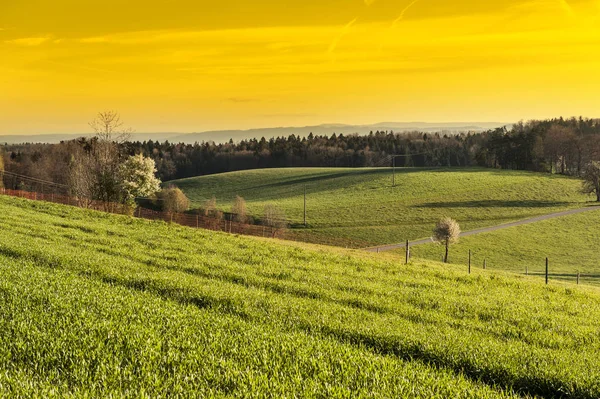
[{"xmin": 365, "ymin": 205, "xmax": 600, "ymax": 252}]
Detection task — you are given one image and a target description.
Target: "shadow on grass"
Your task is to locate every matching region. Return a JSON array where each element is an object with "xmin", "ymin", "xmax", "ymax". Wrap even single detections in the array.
[{"xmin": 415, "ymin": 200, "xmax": 571, "ymax": 208}]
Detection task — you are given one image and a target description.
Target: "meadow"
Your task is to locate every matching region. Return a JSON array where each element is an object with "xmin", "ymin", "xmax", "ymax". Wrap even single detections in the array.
[
  {"xmin": 1, "ymin": 196, "xmax": 600, "ymax": 397},
  {"xmin": 170, "ymin": 167, "xmax": 589, "ymax": 247},
  {"xmin": 410, "ymin": 208, "xmax": 600, "ymax": 285}
]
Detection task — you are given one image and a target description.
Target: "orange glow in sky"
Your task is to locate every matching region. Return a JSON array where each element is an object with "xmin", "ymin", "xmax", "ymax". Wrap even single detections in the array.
[{"xmin": 1, "ymin": 0, "xmax": 600, "ymax": 133}]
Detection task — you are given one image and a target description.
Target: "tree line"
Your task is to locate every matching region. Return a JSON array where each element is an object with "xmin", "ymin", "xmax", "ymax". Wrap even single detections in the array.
[{"xmin": 3, "ymin": 116, "xmax": 600, "ymax": 189}]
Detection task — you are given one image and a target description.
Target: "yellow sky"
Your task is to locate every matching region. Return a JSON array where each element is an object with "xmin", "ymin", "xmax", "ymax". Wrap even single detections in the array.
[{"xmin": 1, "ymin": 0, "xmax": 600, "ymax": 134}]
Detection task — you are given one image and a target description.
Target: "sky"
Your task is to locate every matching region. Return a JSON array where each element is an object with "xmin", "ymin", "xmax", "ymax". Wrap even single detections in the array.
[{"xmin": 1, "ymin": 0, "xmax": 600, "ymax": 134}]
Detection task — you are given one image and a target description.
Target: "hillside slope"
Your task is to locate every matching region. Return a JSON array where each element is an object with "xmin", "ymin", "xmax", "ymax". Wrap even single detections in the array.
[
  {"xmin": 1, "ymin": 196, "xmax": 600, "ymax": 397},
  {"xmin": 411, "ymin": 208, "xmax": 600, "ymax": 285},
  {"xmin": 170, "ymin": 167, "xmax": 588, "ymax": 247}
]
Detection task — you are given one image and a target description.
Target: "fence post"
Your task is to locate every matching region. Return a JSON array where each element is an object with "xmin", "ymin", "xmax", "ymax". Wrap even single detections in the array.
[
  {"xmin": 526, "ymin": 266, "xmax": 528, "ymax": 276},
  {"xmin": 483, "ymin": 259, "xmax": 487, "ymax": 270},
  {"xmin": 196, "ymin": 214, "xmax": 199, "ymax": 228},
  {"xmin": 577, "ymin": 272, "xmax": 580, "ymax": 285},
  {"xmin": 405, "ymin": 240, "xmax": 410, "ymax": 264},
  {"xmin": 468, "ymin": 250, "xmax": 471, "ymax": 274},
  {"xmin": 545, "ymin": 258, "xmax": 549, "ymax": 285}
]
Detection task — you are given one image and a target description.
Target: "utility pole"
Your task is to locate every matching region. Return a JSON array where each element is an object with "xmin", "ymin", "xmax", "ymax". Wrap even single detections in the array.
[
  {"xmin": 392, "ymin": 156, "xmax": 396, "ymax": 187},
  {"xmin": 303, "ymin": 184, "xmax": 307, "ymax": 227}
]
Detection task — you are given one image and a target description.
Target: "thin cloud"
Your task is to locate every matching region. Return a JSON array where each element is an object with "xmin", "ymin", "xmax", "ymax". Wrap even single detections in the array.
[
  {"xmin": 559, "ymin": 0, "xmax": 575, "ymax": 16},
  {"xmin": 378, "ymin": 0, "xmax": 424, "ymax": 52},
  {"xmin": 5, "ymin": 37, "xmax": 50, "ymax": 46},
  {"xmin": 328, "ymin": 18, "xmax": 358, "ymax": 54},
  {"xmin": 44, "ymin": 60, "xmax": 116, "ymax": 74},
  {"xmin": 392, "ymin": 0, "xmax": 424, "ymax": 27},
  {"xmin": 227, "ymin": 97, "xmax": 260, "ymax": 103}
]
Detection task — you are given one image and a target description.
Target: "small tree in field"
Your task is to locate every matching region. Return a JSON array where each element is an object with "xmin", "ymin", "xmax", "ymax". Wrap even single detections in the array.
[
  {"xmin": 157, "ymin": 187, "xmax": 190, "ymax": 215},
  {"xmin": 432, "ymin": 217, "xmax": 461, "ymax": 263},
  {"xmin": 582, "ymin": 161, "xmax": 600, "ymax": 202},
  {"xmin": 232, "ymin": 196, "xmax": 248, "ymax": 223}
]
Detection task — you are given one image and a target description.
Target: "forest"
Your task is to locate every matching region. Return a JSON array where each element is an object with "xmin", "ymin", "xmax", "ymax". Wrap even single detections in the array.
[{"xmin": 3, "ymin": 117, "xmax": 600, "ymax": 186}]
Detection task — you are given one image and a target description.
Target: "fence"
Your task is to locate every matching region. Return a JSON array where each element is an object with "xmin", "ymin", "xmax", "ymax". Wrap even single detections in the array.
[
  {"xmin": 458, "ymin": 250, "xmax": 600, "ymax": 287},
  {"xmin": 0, "ymin": 187, "xmax": 283, "ymax": 240}
]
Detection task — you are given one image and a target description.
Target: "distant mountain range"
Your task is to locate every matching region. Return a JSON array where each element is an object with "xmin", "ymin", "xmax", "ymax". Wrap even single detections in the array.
[{"xmin": 0, "ymin": 122, "xmax": 507, "ymax": 145}]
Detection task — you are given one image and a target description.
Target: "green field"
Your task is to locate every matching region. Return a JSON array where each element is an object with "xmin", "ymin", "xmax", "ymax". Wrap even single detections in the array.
[
  {"xmin": 170, "ymin": 167, "xmax": 589, "ymax": 247},
  {"xmin": 2, "ymin": 196, "xmax": 600, "ymax": 397},
  {"xmin": 410, "ymin": 208, "xmax": 600, "ymax": 285}
]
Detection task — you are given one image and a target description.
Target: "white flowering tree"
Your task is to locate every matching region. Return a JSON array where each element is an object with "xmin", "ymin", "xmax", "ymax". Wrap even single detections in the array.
[
  {"xmin": 118, "ymin": 154, "xmax": 161, "ymax": 207},
  {"xmin": 432, "ymin": 217, "xmax": 461, "ymax": 263}
]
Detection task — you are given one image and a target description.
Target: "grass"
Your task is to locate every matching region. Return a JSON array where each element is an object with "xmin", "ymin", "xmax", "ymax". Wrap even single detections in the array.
[
  {"xmin": 169, "ymin": 167, "xmax": 589, "ymax": 247},
  {"xmin": 1, "ymin": 196, "xmax": 600, "ymax": 397},
  {"xmin": 410, "ymin": 208, "xmax": 600, "ymax": 285}
]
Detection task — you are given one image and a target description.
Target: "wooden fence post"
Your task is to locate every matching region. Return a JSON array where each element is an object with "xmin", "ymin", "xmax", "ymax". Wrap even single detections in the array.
[
  {"xmin": 196, "ymin": 214, "xmax": 199, "ymax": 228},
  {"xmin": 526, "ymin": 266, "xmax": 528, "ymax": 276},
  {"xmin": 405, "ymin": 240, "xmax": 410, "ymax": 264},
  {"xmin": 483, "ymin": 259, "xmax": 487, "ymax": 270},
  {"xmin": 577, "ymin": 272, "xmax": 580, "ymax": 285},
  {"xmin": 468, "ymin": 250, "xmax": 471, "ymax": 274},
  {"xmin": 545, "ymin": 258, "xmax": 549, "ymax": 285}
]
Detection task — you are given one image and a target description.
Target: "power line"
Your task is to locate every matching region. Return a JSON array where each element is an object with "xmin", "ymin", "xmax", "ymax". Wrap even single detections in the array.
[{"xmin": 0, "ymin": 170, "xmax": 69, "ymax": 188}]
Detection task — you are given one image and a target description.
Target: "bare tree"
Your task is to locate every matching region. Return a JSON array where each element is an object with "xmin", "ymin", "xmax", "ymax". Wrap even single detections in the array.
[
  {"xmin": 263, "ymin": 204, "xmax": 288, "ymax": 237},
  {"xmin": 69, "ymin": 150, "xmax": 96, "ymax": 208},
  {"xmin": 232, "ymin": 195, "xmax": 248, "ymax": 223},
  {"xmin": 89, "ymin": 111, "xmax": 133, "ymax": 143},
  {"xmin": 432, "ymin": 217, "xmax": 461, "ymax": 263},
  {"xmin": 582, "ymin": 161, "xmax": 600, "ymax": 202},
  {"xmin": 88, "ymin": 111, "xmax": 133, "ymax": 205},
  {"xmin": 0, "ymin": 151, "xmax": 4, "ymax": 189}
]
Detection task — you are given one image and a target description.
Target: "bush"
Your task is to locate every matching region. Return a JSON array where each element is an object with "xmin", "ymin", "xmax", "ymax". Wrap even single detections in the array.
[
  {"xmin": 156, "ymin": 187, "xmax": 190, "ymax": 214},
  {"xmin": 232, "ymin": 196, "xmax": 248, "ymax": 223}
]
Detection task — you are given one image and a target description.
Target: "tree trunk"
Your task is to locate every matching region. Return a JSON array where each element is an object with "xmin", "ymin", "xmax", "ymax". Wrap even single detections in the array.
[{"xmin": 444, "ymin": 240, "xmax": 449, "ymax": 263}]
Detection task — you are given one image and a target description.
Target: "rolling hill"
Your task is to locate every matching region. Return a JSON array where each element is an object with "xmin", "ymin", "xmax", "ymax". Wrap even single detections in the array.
[
  {"xmin": 0, "ymin": 121, "xmax": 505, "ymax": 145},
  {"xmin": 1, "ymin": 195, "xmax": 600, "ymax": 397},
  {"xmin": 169, "ymin": 167, "xmax": 590, "ymax": 247}
]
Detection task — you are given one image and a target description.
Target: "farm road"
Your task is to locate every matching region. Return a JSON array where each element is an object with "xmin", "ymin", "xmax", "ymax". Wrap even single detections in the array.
[{"xmin": 365, "ymin": 205, "xmax": 600, "ymax": 252}]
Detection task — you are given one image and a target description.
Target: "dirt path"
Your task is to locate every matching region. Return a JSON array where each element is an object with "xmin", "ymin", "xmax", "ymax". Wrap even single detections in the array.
[{"xmin": 365, "ymin": 205, "xmax": 600, "ymax": 252}]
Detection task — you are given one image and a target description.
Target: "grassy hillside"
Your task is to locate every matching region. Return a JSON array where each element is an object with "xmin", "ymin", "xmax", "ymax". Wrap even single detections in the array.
[
  {"xmin": 170, "ymin": 167, "xmax": 589, "ymax": 247},
  {"xmin": 1, "ymin": 196, "xmax": 600, "ymax": 397},
  {"xmin": 411, "ymin": 208, "xmax": 600, "ymax": 285}
]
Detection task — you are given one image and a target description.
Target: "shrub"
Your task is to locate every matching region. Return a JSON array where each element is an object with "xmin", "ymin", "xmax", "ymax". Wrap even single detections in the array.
[
  {"xmin": 156, "ymin": 187, "xmax": 190, "ymax": 214},
  {"xmin": 232, "ymin": 196, "xmax": 248, "ymax": 223}
]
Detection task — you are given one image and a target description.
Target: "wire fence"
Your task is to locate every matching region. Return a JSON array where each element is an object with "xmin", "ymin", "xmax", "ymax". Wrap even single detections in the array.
[
  {"xmin": 458, "ymin": 251, "xmax": 600, "ymax": 287},
  {"xmin": 0, "ymin": 187, "xmax": 284, "ymax": 240}
]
